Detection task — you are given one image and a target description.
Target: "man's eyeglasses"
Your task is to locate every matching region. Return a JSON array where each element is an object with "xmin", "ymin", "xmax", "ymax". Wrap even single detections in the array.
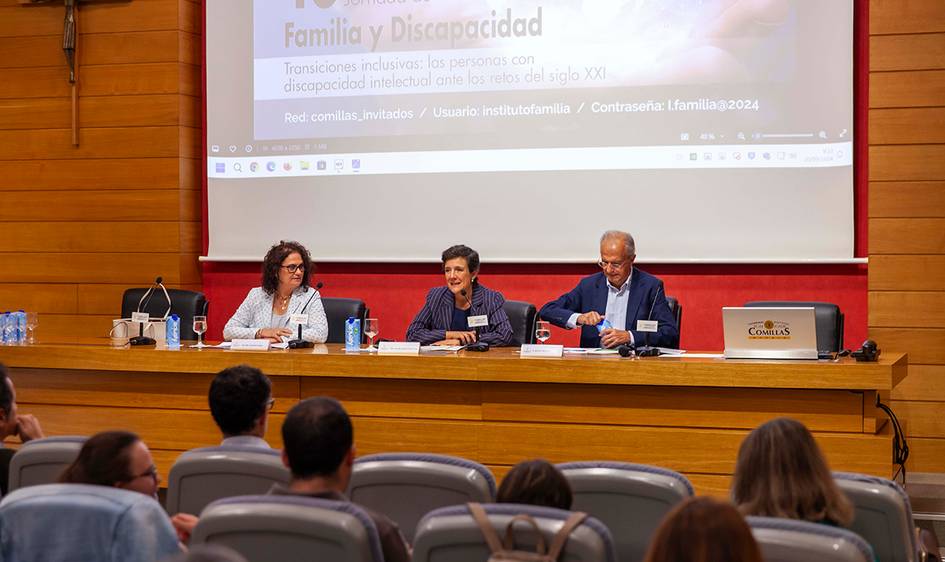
[
  {"xmin": 133, "ymin": 465, "xmax": 158, "ymax": 481},
  {"xmin": 598, "ymin": 260, "xmax": 627, "ymax": 270},
  {"xmin": 266, "ymin": 398, "xmax": 276, "ymax": 411},
  {"xmin": 281, "ymin": 264, "xmax": 305, "ymax": 273}
]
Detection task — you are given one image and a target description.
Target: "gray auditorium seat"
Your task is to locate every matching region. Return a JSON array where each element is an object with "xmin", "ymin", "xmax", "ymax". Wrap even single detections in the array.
[
  {"xmin": 557, "ymin": 461, "xmax": 694, "ymax": 562},
  {"xmin": 8, "ymin": 435, "xmax": 86, "ymax": 492},
  {"xmin": 747, "ymin": 516, "xmax": 875, "ymax": 562},
  {"xmin": 348, "ymin": 452, "xmax": 496, "ymax": 542},
  {"xmin": 413, "ymin": 503, "xmax": 616, "ymax": 562},
  {"xmin": 191, "ymin": 495, "xmax": 383, "ymax": 562},
  {"xmin": 165, "ymin": 446, "xmax": 290, "ymax": 516},
  {"xmin": 835, "ymin": 472, "xmax": 919, "ymax": 562}
]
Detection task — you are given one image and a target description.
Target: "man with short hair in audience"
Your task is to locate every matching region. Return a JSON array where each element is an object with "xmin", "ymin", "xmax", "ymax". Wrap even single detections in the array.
[
  {"xmin": 173, "ymin": 397, "xmax": 411, "ymax": 562},
  {"xmin": 0, "ymin": 363, "xmax": 44, "ymax": 495},
  {"xmin": 208, "ymin": 365, "xmax": 274, "ymax": 448}
]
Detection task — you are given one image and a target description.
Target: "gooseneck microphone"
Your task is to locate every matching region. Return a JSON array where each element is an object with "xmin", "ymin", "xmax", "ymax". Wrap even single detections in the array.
[
  {"xmin": 130, "ymin": 276, "xmax": 168, "ymax": 346},
  {"xmin": 460, "ymin": 288, "xmax": 489, "ymax": 352},
  {"xmin": 618, "ymin": 283, "xmax": 663, "ymax": 357},
  {"xmin": 288, "ymin": 282, "xmax": 323, "ymax": 349}
]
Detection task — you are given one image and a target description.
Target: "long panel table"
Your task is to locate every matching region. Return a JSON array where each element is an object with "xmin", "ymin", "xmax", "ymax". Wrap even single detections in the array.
[{"xmin": 0, "ymin": 339, "xmax": 907, "ymax": 495}]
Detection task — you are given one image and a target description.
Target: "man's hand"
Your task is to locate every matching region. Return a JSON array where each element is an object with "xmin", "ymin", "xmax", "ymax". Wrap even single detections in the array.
[
  {"xmin": 255, "ymin": 328, "xmax": 293, "ymax": 342},
  {"xmin": 15, "ymin": 414, "xmax": 44, "ymax": 442},
  {"xmin": 170, "ymin": 513, "xmax": 199, "ymax": 543},
  {"xmin": 576, "ymin": 311, "xmax": 604, "ymax": 326},
  {"xmin": 432, "ymin": 339, "xmax": 461, "ymax": 346},
  {"xmin": 600, "ymin": 328, "xmax": 631, "ymax": 349},
  {"xmin": 444, "ymin": 331, "xmax": 477, "ymax": 345}
]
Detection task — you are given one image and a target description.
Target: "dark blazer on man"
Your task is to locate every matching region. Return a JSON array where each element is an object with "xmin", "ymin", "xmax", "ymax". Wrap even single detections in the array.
[
  {"xmin": 405, "ymin": 284, "xmax": 514, "ymax": 346},
  {"xmin": 539, "ymin": 269, "xmax": 679, "ymax": 348}
]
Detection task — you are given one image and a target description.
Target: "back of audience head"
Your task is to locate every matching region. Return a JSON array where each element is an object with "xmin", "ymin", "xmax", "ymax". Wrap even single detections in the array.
[
  {"xmin": 281, "ymin": 396, "xmax": 353, "ymax": 483},
  {"xmin": 209, "ymin": 365, "xmax": 272, "ymax": 438},
  {"xmin": 732, "ymin": 417, "xmax": 852, "ymax": 525},
  {"xmin": 59, "ymin": 430, "xmax": 160, "ymax": 499},
  {"xmin": 0, "ymin": 363, "xmax": 16, "ymax": 438},
  {"xmin": 643, "ymin": 496, "xmax": 762, "ymax": 562},
  {"xmin": 496, "ymin": 459, "xmax": 572, "ymax": 510}
]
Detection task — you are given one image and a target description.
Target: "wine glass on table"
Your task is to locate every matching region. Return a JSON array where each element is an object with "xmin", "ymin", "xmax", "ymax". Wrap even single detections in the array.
[
  {"xmin": 25, "ymin": 312, "xmax": 38, "ymax": 344},
  {"xmin": 364, "ymin": 317, "xmax": 379, "ymax": 351},
  {"xmin": 191, "ymin": 315, "xmax": 207, "ymax": 348},
  {"xmin": 535, "ymin": 321, "xmax": 551, "ymax": 345}
]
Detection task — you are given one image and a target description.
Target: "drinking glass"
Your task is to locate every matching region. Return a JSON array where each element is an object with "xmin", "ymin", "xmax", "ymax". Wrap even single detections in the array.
[
  {"xmin": 535, "ymin": 321, "xmax": 551, "ymax": 344},
  {"xmin": 364, "ymin": 318, "xmax": 378, "ymax": 350},
  {"xmin": 191, "ymin": 315, "xmax": 207, "ymax": 348},
  {"xmin": 25, "ymin": 312, "xmax": 38, "ymax": 344}
]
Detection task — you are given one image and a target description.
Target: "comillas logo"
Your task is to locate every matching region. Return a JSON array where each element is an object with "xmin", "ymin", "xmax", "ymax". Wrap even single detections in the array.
[
  {"xmin": 297, "ymin": 0, "xmax": 336, "ymax": 8},
  {"xmin": 746, "ymin": 320, "xmax": 792, "ymax": 340}
]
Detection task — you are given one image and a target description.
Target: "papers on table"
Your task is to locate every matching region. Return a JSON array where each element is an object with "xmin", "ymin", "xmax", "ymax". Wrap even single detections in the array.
[
  {"xmin": 420, "ymin": 345, "xmax": 464, "ymax": 352},
  {"xmin": 563, "ymin": 347, "xmax": 619, "ymax": 355}
]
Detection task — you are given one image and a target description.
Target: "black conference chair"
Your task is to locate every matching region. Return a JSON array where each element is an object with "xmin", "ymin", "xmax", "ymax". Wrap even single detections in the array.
[
  {"xmin": 744, "ymin": 301, "xmax": 844, "ymax": 353},
  {"xmin": 121, "ymin": 288, "xmax": 208, "ymax": 341},
  {"xmin": 322, "ymin": 297, "xmax": 368, "ymax": 344},
  {"xmin": 502, "ymin": 300, "xmax": 537, "ymax": 346},
  {"xmin": 665, "ymin": 295, "xmax": 682, "ymax": 337}
]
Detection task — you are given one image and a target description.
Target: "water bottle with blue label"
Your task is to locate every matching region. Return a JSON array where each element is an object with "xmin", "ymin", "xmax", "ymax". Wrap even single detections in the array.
[
  {"xmin": 0, "ymin": 313, "xmax": 10, "ymax": 345},
  {"xmin": 14, "ymin": 311, "xmax": 26, "ymax": 344},
  {"xmin": 344, "ymin": 317, "xmax": 361, "ymax": 351},
  {"xmin": 166, "ymin": 314, "xmax": 181, "ymax": 349}
]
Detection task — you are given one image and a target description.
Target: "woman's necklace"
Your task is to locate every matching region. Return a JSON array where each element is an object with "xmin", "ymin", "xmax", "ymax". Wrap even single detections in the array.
[{"xmin": 275, "ymin": 292, "xmax": 290, "ymax": 313}]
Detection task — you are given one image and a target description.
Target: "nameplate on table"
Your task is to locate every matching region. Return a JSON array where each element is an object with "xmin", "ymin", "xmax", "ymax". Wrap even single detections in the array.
[
  {"xmin": 468, "ymin": 315, "xmax": 489, "ymax": 328},
  {"xmin": 377, "ymin": 341, "xmax": 420, "ymax": 355},
  {"xmin": 289, "ymin": 313, "xmax": 308, "ymax": 325},
  {"xmin": 230, "ymin": 339, "xmax": 271, "ymax": 351},
  {"xmin": 131, "ymin": 312, "xmax": 150, "ymax": 324},
  {"xmin": 520, "ymin": 344, "xmax": 564, "ymax": 358},
  {"xmin": 636, "ymin": 320, "xmax": 658, "ymax": 332}
]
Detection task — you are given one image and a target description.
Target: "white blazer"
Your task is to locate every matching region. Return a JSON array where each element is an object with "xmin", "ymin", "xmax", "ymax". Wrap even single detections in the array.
[{"xmin": 223, "ymin": 286, "xmax": 328, "ymax": 343}]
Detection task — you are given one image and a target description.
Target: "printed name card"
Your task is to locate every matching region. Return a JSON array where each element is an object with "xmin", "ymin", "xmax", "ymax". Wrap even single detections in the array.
[
  {"xmin": 637, "ymin": 320, "xmax": 658, "ymax": 332},
  {"xmin": 290, "ymin": 313, "xmax": 308, "ymax": 325},
  {"xmin": 230, "ymin": 339, "xmax": 272, "ymax": 351},
  {"xmin": 520, "ymin": 344, "xmax": 564, "ymax": 358},
  {"xmin": 467, "ymin": 315, "xmax": 489, "ymax": 328},
  {"xmin": 131, "ymin": 312, "xmax": 150, "ymax": 324},
  {"xmin": 377, "ymin": 341, "xmax": 421, "ymax": 355}
]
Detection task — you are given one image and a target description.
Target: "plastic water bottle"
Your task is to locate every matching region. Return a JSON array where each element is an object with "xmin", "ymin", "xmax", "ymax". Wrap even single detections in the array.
[
  {"xmin": 344, "ymin": 317, "xmax": 361, "ymax": 351},
  {"xmin": 14, "ymin": 311, "xmax": 26, "ymax": 344},
  {"xmin": 0, "ymin": 313, "xmax": 10, "ymax": 345},
  {"xmin": 166, "ymin": 314, "xmax": 181, "ymax": 349}
]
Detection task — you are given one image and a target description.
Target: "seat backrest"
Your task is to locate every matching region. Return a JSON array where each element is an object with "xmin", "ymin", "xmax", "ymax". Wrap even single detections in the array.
[
  {"xmin": 0, "ymin": 483, "xmax": 180, "ymax": 562},
  {"xmin": 558, "ymin": 461, "xmax": 694, "ymax": 562},
  {"xmin": 191, "ymin": 495, "xmax": 383, "ymax": 562},
  {"xmin": 502, "ymin": 300, "xmax": 537, "ymax": 346},
  {"xmin": 121, "ymin": 288, "xmax": 209, "ymax": 340},
  {"xmin": 348, "ymin": 452, "xmax": 496, "ymax": 543},
  {"xmin": 664, "ymin": 296, "xmax": 682, "ymax": 342},
  {"xmin": 834, "ymin": 472, "xmax": 918, "ymax": 562},
  {"xmin": 321, "ymin": 297, "xmax": 368, "ymax": 344},
  {"xmin": 165, "ymin": 446, "xmax": 290, "ymax": 516},
  {"xmin": 8, "ymin": 435, "xmax": 87, "ymax": 492},
  {"xmin": 747, "ymin": 516, "xmax": 874, "ymax": 562},
  {"xmin": 744, "ymin": 301, "xmax": 844, "ymax": 352},
  {"xmin": 413, "ymin": 503, "xmax": 617, "ymax": 562}
]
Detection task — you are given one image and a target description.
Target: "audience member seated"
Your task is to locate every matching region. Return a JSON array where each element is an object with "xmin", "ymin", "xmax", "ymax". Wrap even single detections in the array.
[
  {"xmin": 642, "ymin": 496, "xmax": 763, "ymax": 562},
  {"xmin": 0, "ymin": 363, "xmax": 44, "ymax": 495},
  {"xmin": 174, "ymin": 397, "xmax": 410, "ymax": 562},
  {"xmin": 163, "ymin": 544, "xmax": 248, "ymax": 562},
  {"xmin": 59, "ymin": 430, "xmax": 161, "ymax": 500},
  {"xmin": 732, "ymin": 417, "xmax": 853, "ymax": 528},
  {"xmin": 496, "ymin": 459, "xmax": 573, "ymax": 510},
  {"xmin": 209, "ymin": 365, "xmax": 274, "ymax": 448}
]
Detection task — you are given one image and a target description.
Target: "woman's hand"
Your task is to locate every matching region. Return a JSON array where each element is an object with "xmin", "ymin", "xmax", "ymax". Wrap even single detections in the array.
[
  {"xmin": 170, "ymin": 513, "xmax": 199, "ymax": 543},
  {"xmin": 255, "ymin": 327, "xmax": 293, "ymax": 342},
  {"xmin": 444, "ymin": 331, "xmax": 477, "ymax": 344}
]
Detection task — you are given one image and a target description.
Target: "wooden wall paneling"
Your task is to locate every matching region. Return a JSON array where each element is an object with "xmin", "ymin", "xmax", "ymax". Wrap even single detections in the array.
[
  {"xmin": 76, "ymin": 283, "xmax": 203, "ymax": 316},
  {"xmin": 0, "ymin": 0, "xmax": 189, "ymax": 37},
  {"xmin": 0, "ymin": 284, "xmax": 77, "ymax": 314},
  {"xmin": 867, "ymin": 223, "xmax": 945, "ymax": 255},
  {"xmin": 300, "ymin": 378, "xmax": 483, "ymax": 421},
  {"xmin": 352, "ymin": 417, "xmax": 480, "ymax": 459},
  {"xmin": 868, "ymin": 255, "xmax": 945, "ymax": 290},
  {"xmin": 180, "ymin": 222, "xmax": 202, "ymax": 254},
  {"xmin": 869, "ymin": 292, "xmax": 945, "ymax": 327},
  {"xmin": 891, "ymin": 365, "xmax": 945, "ymax": 401},
  {"xmin": 870, "ymin": 70, "xmax": 945, "ymax": 109},
  {"xmin": 870, "ymin": 34, "xmax": 945, "ymax": 72},
  {"xmin": 180, "ymin": 188, "xmax": 201, "ymax": 222},
  {"xmin": 0, "ymin": 254, "xmax": 191, "ymax": 284},
  {"xmin": 34, "ymin": 314, "xmax": 115, "ymax": 339},
  {"xmin": 906, "ymin": 437, "xmax": 945, "ymax": 473},
  {"xmin": 869, "ymin": 108, "xmax": 945, "ymax": 144},
  {"xmin": 0, "ymin": 191, "xmax": 187, "ymax": 221},
  {"xmin": 180, "ymin": 95, "xmax": 201, "ymax": 128},
  {"xmin": 889, "ymin": 401, "xmax": 945, "ymax": 437},
  {"xmin": 0, "ymin": 31, "xmax": 181, "ymax": 69},
  {"xmin": 0, "ymin": 158, "xmax": 184, "ymax": 190},
  {"xmin": 0, "ymin": 222, "xmax": 187, "ymax": 253},
  {"xmin": 870, "ymin": 145, "xmax": 945, "ymax": 182},
  {"xmin": 0, "ymin": 127, "xmax": 181, "ymax": 160},
  {"xmin": 180, "ymin": 159, "xmax": 200, "ymax": 189},
  {"xmin": 869, "ymin": 182, "xmax": 945, "ymax": 218},
  {"xmin": 869, "ymin": 0, "xmax": 945, "ymax": 35},
  {"xmin": 868, "ymin": 329, "xmax": 945, "ymax": 364}
]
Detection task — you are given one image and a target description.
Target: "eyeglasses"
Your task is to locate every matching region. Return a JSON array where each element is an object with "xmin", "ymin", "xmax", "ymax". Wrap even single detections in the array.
[
  {"xmin": 133, "ymin": 465, "xmax": 159, "ymax": 481},
  {"xmin": 281, "ymin": 264, "xmax": 305, "ymax": 273},
  {"xmin": 266, "ymin": 398, "xmax": 276, "ymax": 411},
  {"xmin": 598, "ymin": 259, "xmax": 628, "ymax": 270}
]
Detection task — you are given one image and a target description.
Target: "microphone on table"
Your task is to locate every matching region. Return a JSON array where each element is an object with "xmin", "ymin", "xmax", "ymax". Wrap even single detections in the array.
[
  {"xmin": 288, "ymin": 282, "xmax": 322, "ymax": 349},
  {"xmin": 460, "ymin": 288, "xmax": 489, "ymax": 352},
  {"xmin": 129, "ymin": 276, "xmax": 169, "ymax": 346},
  {"xmin": 618, "ymin": 283, "xmax": 663, "ymax": 358}
]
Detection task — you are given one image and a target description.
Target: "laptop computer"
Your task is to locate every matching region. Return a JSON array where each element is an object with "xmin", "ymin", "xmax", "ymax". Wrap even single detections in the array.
[{"xmin": 722, "ymin": 307, "xmax": 819, "ymax": 360}]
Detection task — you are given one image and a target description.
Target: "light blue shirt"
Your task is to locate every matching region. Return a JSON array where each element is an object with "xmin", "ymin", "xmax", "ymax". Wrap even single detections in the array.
[
  {"xmin": 221, "ymin": 435, "xmax": 273, "ymax": 449},
  {"xmin": 565, "ymin": 270, "xmax": 633, "ymax": 331}
]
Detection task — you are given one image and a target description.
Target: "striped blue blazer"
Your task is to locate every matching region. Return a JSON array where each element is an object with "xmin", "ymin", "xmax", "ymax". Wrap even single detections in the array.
[{"xmin": 405, "ymin": 284, "xmax": 513, "ymax": 346}]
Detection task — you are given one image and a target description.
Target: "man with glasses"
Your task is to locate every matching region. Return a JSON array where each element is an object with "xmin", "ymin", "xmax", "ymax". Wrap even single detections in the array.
[
  {"xmin": 539, "ymin": 230, "xmax": 679, "ymax": 349},
  {"xmin": 0, "ymin": 363, "xmax": 44, "ymax": 495},
  {"xmin": 209, "ymin": 365, "xmax": 274, "ymax": 449}
]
